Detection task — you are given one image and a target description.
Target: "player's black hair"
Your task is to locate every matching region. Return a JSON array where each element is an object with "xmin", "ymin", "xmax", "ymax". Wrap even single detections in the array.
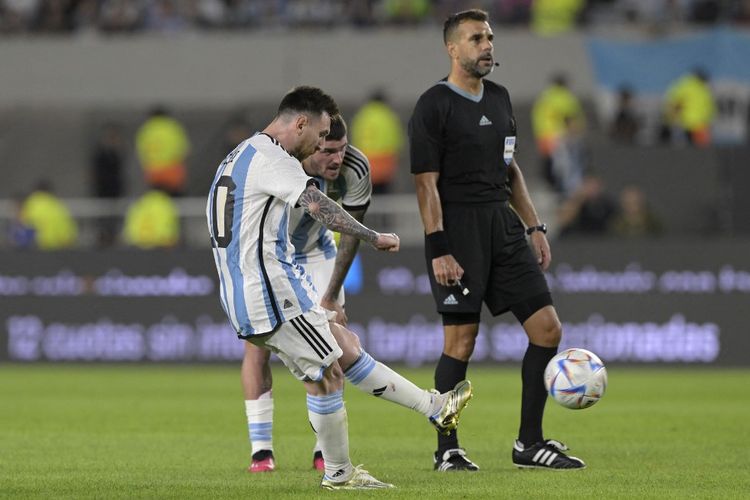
[
  {"xmin": 443, "ymin": 9, "xmax": 489, "ymax": 44},
  {"xmin": 552, "ymin": 72, "xmax": 569, "ymax": 87},
  {"xmin": 148, "ymin": 105, "xmax": 170, "ymax": 117},
  {"xmin": 326, "ymin": 114, "xmax": 347, "ymax": 141},
  {"xmin": 277, "ymin": 86, "xmax": 339, "ymax": 120},
  {"xmin": 693, "ymin": 67, "xmax": 710, "ymax": 82}
]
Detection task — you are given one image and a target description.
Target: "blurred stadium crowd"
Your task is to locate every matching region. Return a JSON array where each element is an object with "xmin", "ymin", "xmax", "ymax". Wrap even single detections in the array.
[
  {"xmin": 2, "ymin": 0, "xmax": 750, "ymax": 35},
  {"xmin": 2, "ymin": 1, "xmax": 750, "ymax": 251},
  {"xmin": 3, "ymin": 68, "xmax": 735, "ymax": 250}
]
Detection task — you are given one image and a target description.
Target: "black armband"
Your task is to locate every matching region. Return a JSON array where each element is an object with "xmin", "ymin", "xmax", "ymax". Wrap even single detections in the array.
[{"xmin": 426, "ymin": 230, "xmax": 450, "ymax": 258}]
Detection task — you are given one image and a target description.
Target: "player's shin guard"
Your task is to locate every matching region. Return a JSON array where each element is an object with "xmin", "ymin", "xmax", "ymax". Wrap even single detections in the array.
[
  {"xmin": 246, "ymin": 391, "xmax": 273, "ymax": 455},
  {"xmin": 344, "ymin": 351, "xmax": 435, "ymax": 417},
  {"xmin": 307, "ymin": 391, "xmax": 353, "ymax": 481}
]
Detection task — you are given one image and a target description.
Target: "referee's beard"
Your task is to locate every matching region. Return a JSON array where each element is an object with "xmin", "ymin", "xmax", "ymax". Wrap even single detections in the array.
[{"xmin": 461, "ymin": 58, "xmax": 493, "ymax": 79}]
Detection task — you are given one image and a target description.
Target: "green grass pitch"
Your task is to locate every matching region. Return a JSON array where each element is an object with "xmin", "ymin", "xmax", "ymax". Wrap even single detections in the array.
[{"xmin": 1, "ymin": 364, "xmax": 748, "ymax": 499}]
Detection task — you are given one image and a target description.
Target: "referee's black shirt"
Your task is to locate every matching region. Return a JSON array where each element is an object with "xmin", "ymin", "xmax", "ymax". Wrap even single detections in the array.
[{"xmin": 409, "ymin": 79, "xmax": 516, "ymax": 204}]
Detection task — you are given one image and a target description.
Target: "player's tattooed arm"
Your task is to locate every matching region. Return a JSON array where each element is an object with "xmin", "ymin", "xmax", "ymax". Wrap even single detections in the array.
[{"xmin": 298, "ymin": 185, "xmax": 377, "ymax": 245}]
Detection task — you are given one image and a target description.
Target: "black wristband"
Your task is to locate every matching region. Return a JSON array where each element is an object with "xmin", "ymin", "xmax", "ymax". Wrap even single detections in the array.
[
  {"xmin": 526, "ymin": 223, "xmax": 548, "ymax": 235},
  {"xmin": 426, "ymin": 231, "xmax": 450, "ymax": 258}
]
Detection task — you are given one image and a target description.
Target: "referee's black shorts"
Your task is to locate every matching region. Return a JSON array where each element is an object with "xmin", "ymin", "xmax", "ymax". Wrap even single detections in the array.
[{"xmin": 425, "ymin": 201, "xmax": 552, "ymax": 324}]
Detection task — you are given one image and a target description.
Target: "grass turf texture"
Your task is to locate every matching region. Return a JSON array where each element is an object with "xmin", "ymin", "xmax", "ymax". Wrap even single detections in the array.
[{"xmin": 1, "ymin": 365, "xmax": 748, "ymax": 499}]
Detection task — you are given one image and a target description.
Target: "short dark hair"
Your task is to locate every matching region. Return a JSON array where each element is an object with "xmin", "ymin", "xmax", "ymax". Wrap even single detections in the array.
[
  {"xmin": 327, "ymin": 114, "xmax": 348, "ymax": 141},
  {"xmin": 443, "ymin": 9, "xmax": 489, "ymax": 44},
  {"xmin": 277, "ymin": 86, "xmax": 339, "ymax": 119}
]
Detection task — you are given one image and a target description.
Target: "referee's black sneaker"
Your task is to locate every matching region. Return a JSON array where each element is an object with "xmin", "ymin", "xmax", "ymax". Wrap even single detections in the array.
[
  {"xmin": 434, "ymin": 448, "xmax": 480, "ymax": 471},
  {"xmin": 512, "ymin": 439, "xmax": 586, "ymax": 470}
]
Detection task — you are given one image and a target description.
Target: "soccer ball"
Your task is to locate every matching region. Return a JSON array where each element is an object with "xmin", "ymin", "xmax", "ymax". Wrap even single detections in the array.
[{"xmin": 544, "ymin": 348, "xmax": 607, "ymax": 410}]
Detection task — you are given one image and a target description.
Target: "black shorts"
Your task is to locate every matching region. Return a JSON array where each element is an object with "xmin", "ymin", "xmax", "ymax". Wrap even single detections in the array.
[{"xmin": 425, "ymin": 202, "xmax": 551, "ymax": 320}]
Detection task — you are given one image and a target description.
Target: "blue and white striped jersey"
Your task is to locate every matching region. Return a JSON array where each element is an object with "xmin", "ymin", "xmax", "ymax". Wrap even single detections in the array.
[
  {"xmin": 290, "ymin": 144, "xmax": 372, "ymax": 264},
  {"xmin": 207, "ymin": 133, "xmax": 319, "ymax": 337}
]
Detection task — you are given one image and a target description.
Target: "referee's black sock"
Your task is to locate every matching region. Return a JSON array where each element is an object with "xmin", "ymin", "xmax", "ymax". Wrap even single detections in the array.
[
  {"xmin": 434, "ymin": 353, "xmax": 468, "ymax": 454},
  {"xmin": 518, "ymin": 343, "xmax": 558, "ymax": 447}
]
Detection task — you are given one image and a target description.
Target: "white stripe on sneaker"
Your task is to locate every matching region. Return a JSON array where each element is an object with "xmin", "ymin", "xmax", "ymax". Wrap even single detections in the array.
[
  {"xmin": 545, "ymin": 453, "xmax": 558, "ymax": 466},
  {"xmin": 533, "ymin": 449, "xmax": 546, "ymax": 462}
]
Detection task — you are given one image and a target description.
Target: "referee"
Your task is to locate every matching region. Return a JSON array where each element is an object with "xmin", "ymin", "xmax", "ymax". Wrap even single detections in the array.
[{"xmin": 409, "ymin": 9, "xmax": 585, "ymax": 471}]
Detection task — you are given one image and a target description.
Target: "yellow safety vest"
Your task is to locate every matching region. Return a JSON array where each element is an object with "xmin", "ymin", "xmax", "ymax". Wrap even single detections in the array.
[
  {"xmin": 21, "ymin": 191, "xmax": 78, "ymax": 250},
  {"xmin": 123, "ymin": 190, "xmax": 180, "ymax": 248}
]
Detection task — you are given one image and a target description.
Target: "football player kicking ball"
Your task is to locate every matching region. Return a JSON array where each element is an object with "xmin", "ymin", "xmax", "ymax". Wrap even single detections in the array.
[
  {"xmin": 208, "ymin": 87, "xmax": 471, "ymax": 490},
  {"xmin": 244, "ymin": 114, "xmax": 471, "ymax": 475}
]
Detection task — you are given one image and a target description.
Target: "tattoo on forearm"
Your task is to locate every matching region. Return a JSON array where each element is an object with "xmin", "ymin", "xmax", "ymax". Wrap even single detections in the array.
[{"xmin": 298, "ymin": 186, "xmax": 377, "ymax": 244}]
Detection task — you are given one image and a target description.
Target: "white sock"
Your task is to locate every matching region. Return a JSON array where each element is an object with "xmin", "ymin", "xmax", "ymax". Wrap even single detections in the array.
[
  {"xmin": 245, "ymin": 390, "xmax": 273, "ymax": 456},
  {"xmin": 307, "ymin": 391, "xmax": 353, "ymax": 481},
  {"xmin": 344, "ymin": 351, "xmax": 438, "ymax": 418}
]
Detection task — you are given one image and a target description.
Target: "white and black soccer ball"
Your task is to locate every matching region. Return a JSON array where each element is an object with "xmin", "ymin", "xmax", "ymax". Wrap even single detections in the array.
[{"xmin": 544, "ymin": 348, "xmax": 607, "ymax": 410}]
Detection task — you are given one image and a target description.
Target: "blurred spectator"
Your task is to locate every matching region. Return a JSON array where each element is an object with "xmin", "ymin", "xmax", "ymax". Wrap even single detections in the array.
[
  {"xmin": 611, "ymin": 185, "xmax": 663, "ymax": 237},
  {"xmin": 286, "ymin": 0, "xmax": 343, "ymax": 27},
  {"xmin": 620, "ymin": 0, "xmax": 687, "ymax": 31},
  {"xmin": 123, "ymin": 189, "xmax": 180, "ymax": 249},
  {"xmin": 690, "ymin": 0, "xmax": 721, "ymax": 23},
  {"xmin": 531, "ymin": 0, "xmax": 585, "ymax": 36},
  {"xmin": 91, "ymin": 122, "xmax": 126, "ymax": 247},
  {"xmin": 20, "ymin": 181, "xmax": 78, "ymax": 250},
  {"xmin": 92, "ymin": 123, "xmax": 126, "ymax": 198},
  {"xmin": 1, "ymin": 0, "xmax": 40, "ymax": 33},
  {"xmin": 72, "ymin": 0, "xmax": 100, "ymax": 33},
  {"xmin": 351, "ymin": 88, "xmax": 405, "ymax": 194},
  {"xmin": 557, "ymin": 175, "xmax": 617, "ymax": 237},
  {"xmin": 7, "ymin": 193, "xmax": 35, "ymax": 249},
  {"xmin": 495, "ymin": 0, "xmax": 532, "ymax": 25},
  {"xmin": 33, "ymin": 0, "xmax": 75, "ymax": 33},
  {"xmin": 347, "ymin": 0, "xmax": 377, "ymax": 27},
  {"xmin": 135, "ymin": 106, "xmax": 191, "ymax": 196},
  {"xmin": 532, "ymin": 73, "xmax": 586, "ymax": 194},
  {"xmin": 550, "ymin": 115, "xmax": 586, "ymax": 198},
  {"xmin": 383, "ymin": 0, "xmax": 431, "ymax": 25},
  {"xmin": 98, "ymin": 0, "xmax": 142, "ymax": 33},
  {"xmin": 609, "ymin": 86, "xmax": 640, "ymax": 144},
  {"xmin": 191, "ymin": 0, "xmax": 227, "ymax": 29},
  {"xmin": 143, "ymin": 0, "xmax": 190, "ymax": 33},
  {"xmin": 222, "ymin": 0, "xmax": 257, "ymax": 28},
  {"xmin": 661, "ymin": 68, "xmax": 716, "ymax": 147},
  {"xmin": 2, "ymin": 0, "xmax": 748, "ymax": 35}
]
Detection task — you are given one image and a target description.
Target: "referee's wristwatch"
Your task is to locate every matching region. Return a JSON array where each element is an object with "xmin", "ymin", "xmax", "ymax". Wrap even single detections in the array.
[{"xmin": 526, "ymin": 223, "xmax": 547, "ymax": 236}]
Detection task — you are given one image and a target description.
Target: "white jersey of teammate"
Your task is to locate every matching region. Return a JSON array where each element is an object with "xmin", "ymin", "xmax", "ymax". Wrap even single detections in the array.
[
  {"xmin": 290, "ymin": 144, "xmax": 372, "ymax": 265},
  {"xmin": 207, "ymin": 133, "xmax": 320, "ymax": 337}
]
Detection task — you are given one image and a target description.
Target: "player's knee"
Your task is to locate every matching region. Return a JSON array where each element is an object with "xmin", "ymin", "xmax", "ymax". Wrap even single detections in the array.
[
  {"xmin": 342, "ymin": 325, "xmax": 362, "ymax": 352},
  {"xmin": 329, "ymin": 322, "xmax": 362, "ymax": 369},
  {"xmin": 318, "ymin": 362, "xmax": 345, "ymax": 393},
  {"xmin": 546, "ymin": 319, "xmax": 563, "ymax": 346},
  {"xmin": 532, "ymin": 316, "xmax": 562, "ymax": 347},
  {"xmin": 445, "ymin": 333, "xmax": 476, "ymax": 361}
]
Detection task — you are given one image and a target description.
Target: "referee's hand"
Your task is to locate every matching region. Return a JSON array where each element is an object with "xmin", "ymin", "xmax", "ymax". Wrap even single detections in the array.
[
  {"xmin": 529, "ymin": 232, "xmax": 552, "ymax": 270},
  {"xmin": 432, "ymin": 254, "xmax": 464, "ymax": 287}
]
